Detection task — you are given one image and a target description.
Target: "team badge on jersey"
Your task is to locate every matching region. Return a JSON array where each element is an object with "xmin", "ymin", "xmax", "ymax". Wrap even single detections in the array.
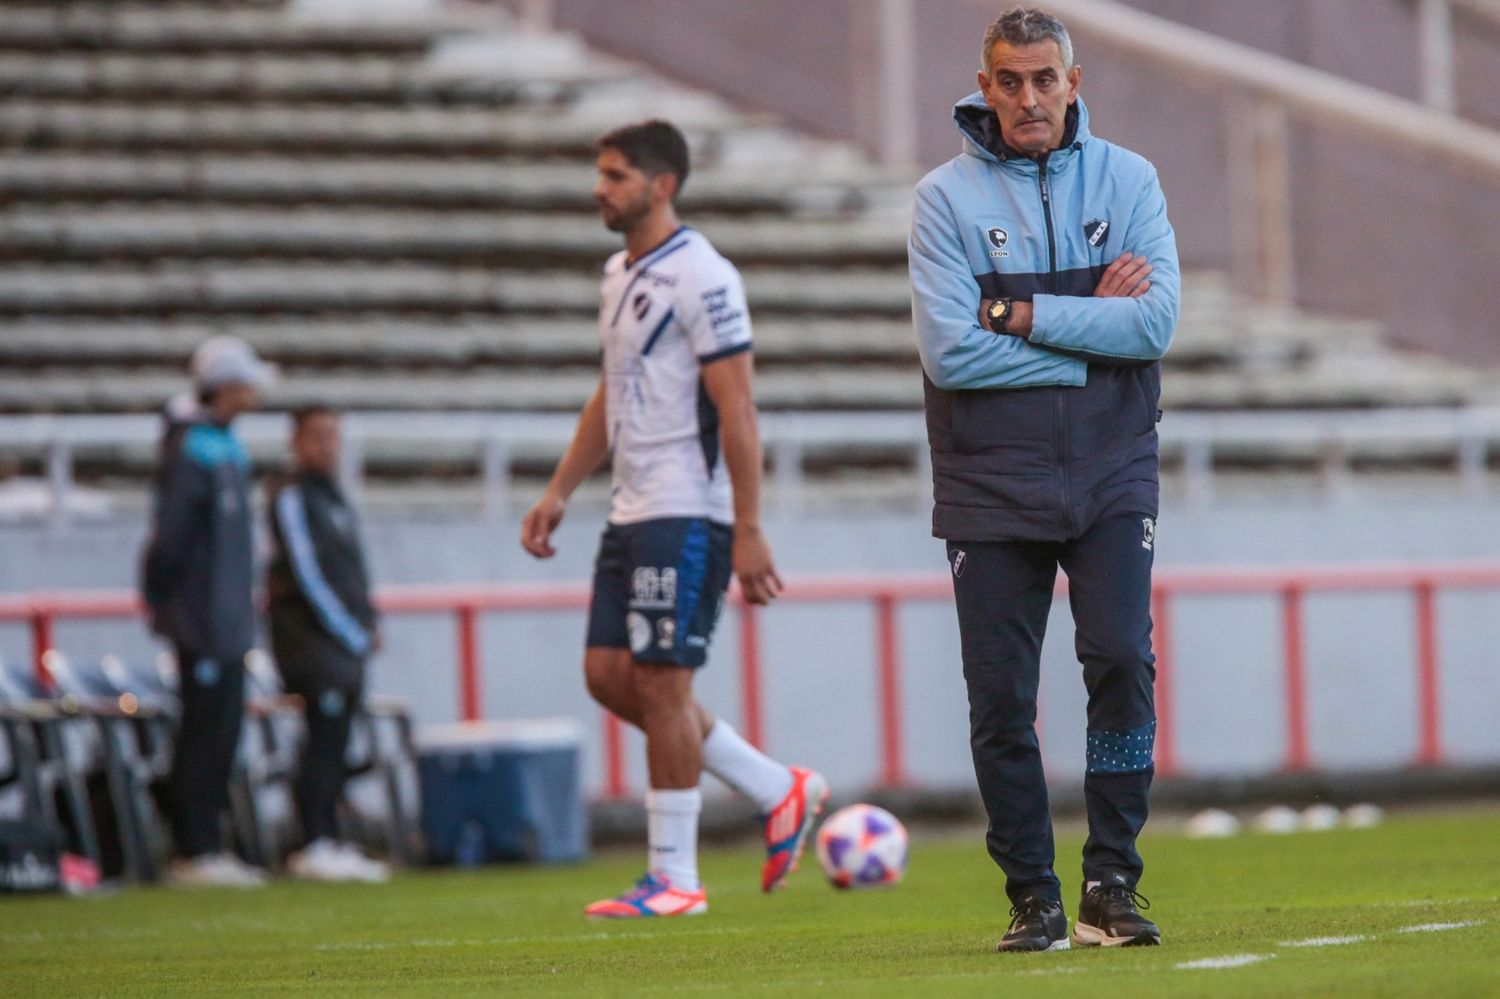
[
  {"xmin": 985, "ymin": 227, "xmax": 1010, "ymax": 258},
  {"xmin": 1084, "ymin": 218, "xmax": 1110, "ymax": 247},
  {"xmin": 631, "ymin": 290, "xmax": 652, "ymax": 321}
]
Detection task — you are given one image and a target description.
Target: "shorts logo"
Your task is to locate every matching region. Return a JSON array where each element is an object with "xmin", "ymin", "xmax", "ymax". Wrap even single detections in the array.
[
  {"xmin": 194, "ymin": 658, "xmax": 220, "ymax": 687},
  {"xmin": 985, "ymin": 227, "xmax": 1010, "ymax": 258},
  {"xmin": 1142, "ymin": 517, "xmax": 1155, "ymax": 551},
  {"xmin": 631, "ymin": 566, "xmax": 677, "ymax": 610},
  {"xmin": 950, "ymin": 549, "xmax": 966, "ymax": 578},
  {"xmin": 1084, "ymin": 218, "xmax": 1110, "ymax": 247},
  {"xmin": 656, "ymin": 617, "xmax": 676, "ymax": 650},
  {"xmin": 328, "ymin": 506, "xmax": 354, "ymax": 537},
  {"xmin": 626, "ymin": 611, "xmax": 653, "ymax": 654},
  {"xmin": 319, "ymin": 689, "xmax": 346, "ymax": 717}
]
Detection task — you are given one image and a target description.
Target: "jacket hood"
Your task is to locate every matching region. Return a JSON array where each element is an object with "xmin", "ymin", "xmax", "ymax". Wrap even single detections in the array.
[{"xmin": 953, "ymin": 91, "xmax": 1091, "ymax": 163}]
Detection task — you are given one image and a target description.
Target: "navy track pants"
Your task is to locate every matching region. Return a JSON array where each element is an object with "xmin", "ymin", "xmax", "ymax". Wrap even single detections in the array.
[{"xmin": 947, "ymin": 513, "xmax": 1157, "ymax": 904}]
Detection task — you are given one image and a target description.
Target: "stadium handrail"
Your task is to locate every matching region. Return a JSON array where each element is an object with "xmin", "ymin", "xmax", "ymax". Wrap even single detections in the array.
[
  {"xmin": 3, "ymin": 559, "xmax": 1496, "ymax": 797},
  {"xmin": 1032, "ymin": 0, "xmax": 1500, "ymax": 179},
  {"xmin": 8, "ymin": 406, "xmax": 1500, "ymax": 522},
  {"xmin": 997, "ymin": 0, "xmax": 1500, "ymax": 305}
]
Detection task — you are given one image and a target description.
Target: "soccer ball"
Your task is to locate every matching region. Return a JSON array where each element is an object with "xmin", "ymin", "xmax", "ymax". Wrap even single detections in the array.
[{"xmin": 814, "ymin": 804, "xmax": 908, "ymax": 890}]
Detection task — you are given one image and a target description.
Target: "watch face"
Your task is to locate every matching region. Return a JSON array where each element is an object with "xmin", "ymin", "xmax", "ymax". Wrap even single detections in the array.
[{"xmin": 989, "ymin": 300, "xmax": 1008, "ymax": 320}]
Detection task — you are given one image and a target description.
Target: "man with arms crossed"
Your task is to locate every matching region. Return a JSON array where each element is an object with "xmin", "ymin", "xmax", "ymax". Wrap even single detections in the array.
[
  {"xmin": 909, "ymin": 8, "xmax": 1179, "ymax": 951},
  {"xmin": 522, "ymin": 119, "xmax": 827, "ymax": 918}
]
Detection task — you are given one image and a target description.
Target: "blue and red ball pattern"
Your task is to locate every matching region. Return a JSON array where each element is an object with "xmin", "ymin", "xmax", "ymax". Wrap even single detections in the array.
[{"xmin": 814, "ymin": 803, "xmax": 909, "ymax": 890}]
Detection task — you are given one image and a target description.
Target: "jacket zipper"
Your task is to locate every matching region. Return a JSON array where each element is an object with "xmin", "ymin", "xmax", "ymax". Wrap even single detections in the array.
[
  {"xmin": 1037, "ymin": 154, "xmax": 1058, "ymax": 292},
  {"xmin": 1038, "ymin": 154, "xmax": 1074, "ymax": 535}
]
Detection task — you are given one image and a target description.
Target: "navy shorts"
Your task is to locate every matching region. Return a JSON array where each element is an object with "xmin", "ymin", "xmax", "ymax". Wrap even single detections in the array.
[{"xmin": 586, "ymin": 517, "xmax": 733, "ymax": 668}]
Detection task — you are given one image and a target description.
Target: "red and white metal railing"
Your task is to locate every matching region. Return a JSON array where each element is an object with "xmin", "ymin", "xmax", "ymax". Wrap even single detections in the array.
[{"xmin": 2, "ymin": 560, "xmax": 1496, "ymax": 796}]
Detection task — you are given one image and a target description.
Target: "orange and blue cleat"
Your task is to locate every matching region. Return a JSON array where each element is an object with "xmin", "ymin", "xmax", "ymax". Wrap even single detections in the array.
[
  {"xmin": 760, "ymin": 766, "xmax": 830, "ymax": 892},
  {"xmin": 584, "ymin": 872, "xmax": 708, "ymax": 919}
]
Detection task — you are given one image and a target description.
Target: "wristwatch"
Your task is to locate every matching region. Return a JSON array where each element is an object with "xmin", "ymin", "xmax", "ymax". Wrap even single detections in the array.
[{"xmin": 985, "ymin": 297, "xmax": 1015, "ymax": 332}]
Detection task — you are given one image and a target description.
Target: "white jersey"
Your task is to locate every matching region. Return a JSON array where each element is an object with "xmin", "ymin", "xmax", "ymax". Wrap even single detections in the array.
[{"xmin": 598, "ymin": 227, "xmax": 753, "ymax": 526}]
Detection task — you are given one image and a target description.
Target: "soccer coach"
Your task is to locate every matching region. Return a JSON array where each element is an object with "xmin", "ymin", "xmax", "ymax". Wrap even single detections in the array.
[{"xmin": 908, "ymin": 7, "xmax": 1179, "ymax": 952}]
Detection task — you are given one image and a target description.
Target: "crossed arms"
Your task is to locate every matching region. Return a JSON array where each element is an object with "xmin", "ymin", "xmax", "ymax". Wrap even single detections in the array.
[{"xmin": 909, "ymin": 167, "xmax": 1181, "ymax": 391}]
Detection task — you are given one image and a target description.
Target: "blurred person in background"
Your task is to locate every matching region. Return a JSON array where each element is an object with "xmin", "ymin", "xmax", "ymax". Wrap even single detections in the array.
[
  {"xmin": 266, "ymin": 407, "xmax": 388, "ymax": 883},
  {"xmin": 140, "ymin": 335, "xmax": 275, "ymax": 888},
  {"xmin": 522, "ymin": 119, "xmax": 827, "ymax": 918},
  {"xmin": 909, "ymin": 7, "xmax": 1180, "ymax": 952}
]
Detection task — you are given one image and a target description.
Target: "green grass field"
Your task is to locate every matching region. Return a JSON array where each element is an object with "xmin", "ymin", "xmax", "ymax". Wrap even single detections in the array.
[{"xmin": 5, "ymin": 805, "xmax": 1499, "ymax": 997}]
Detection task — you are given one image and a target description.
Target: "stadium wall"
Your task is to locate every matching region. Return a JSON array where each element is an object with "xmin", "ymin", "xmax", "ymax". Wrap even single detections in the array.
[
  {"xmin": 549, "ymin": 0, "xmax": 1500, "ymax": 365},
  {"xmin": 4, "ymin": 501, "xmax": 1500, "ymax": 798}
]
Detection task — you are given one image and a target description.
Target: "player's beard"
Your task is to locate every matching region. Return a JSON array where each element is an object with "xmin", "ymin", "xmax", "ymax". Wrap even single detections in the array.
[{"xmin": 600, "ymin": 191, "xmax": 652, "ymax": 234}]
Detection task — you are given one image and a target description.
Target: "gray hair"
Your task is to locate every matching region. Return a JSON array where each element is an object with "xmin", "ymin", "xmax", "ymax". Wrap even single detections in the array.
[{"xmin": 981, "ymin": 6, "xmax": 1074, "ymax": 72}]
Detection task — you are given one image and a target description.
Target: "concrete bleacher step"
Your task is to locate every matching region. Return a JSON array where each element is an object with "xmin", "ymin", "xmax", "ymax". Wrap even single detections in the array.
[
  {"xmin": 2, "ymin": 355, "xmax": 1486, "ymax": 416},
  {"xmin": 0, "ymin": 154, "xmax": 915, "ymax": 216},
  {"xmin": 1, "ymin": 208, "xmax": 912, "ymax": 267},
  {"xmin": 0, "ymin": 99, "xmax": 671, "ymax": 157},
  {"xmin": 0, "ymin": 260, "xmax": 1404, "ymax": 374},
  {"xmin": 0, "ymin": 264, "xmax": 917, "ymax": 317},
  {"xmin": 0, "ymin": 302, "xmax": 1377, "ymax": 373},
  {"xmin": 0, "ymin": 318, "xmax": 925, "ymax": 366},
  {"xmin": 1171, "ymin": 355, "xmax": 1496, "ymax": 410},
  {"xmin": 0, "ymin": 99, "xmax": 859, "ymax": 171},
  {"xmin": 0, "ymin": 365, "xmax": 926, "ymax": 415},
  {"xmin": 0, "ymin": 4, "xmax": 481, "ymax": 56},
  {"xmin": 0, "ymin": 50, "xmax": 639, "ymax": 105}
]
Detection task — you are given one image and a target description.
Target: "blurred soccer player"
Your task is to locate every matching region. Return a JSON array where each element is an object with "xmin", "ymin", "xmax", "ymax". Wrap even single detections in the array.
[
  {"xmin": 267, "ymin": 407, "xmax": 388, "ymax": 883},
  {"xmin": 141, "ymin": 336, "xmax": 274, "ymax": 888},
  {"xmin": 522, "ymin": 119, "xmax": 827, "ymax": 918},
  {"xmin": 909, "ymin": 7, "xmax": 1179, "ymax": 952}
]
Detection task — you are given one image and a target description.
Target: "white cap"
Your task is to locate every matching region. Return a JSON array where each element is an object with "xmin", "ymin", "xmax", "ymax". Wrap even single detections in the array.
[{"xmin": 190, "ymin": 335, "xmax": 277, "ymax": 390}]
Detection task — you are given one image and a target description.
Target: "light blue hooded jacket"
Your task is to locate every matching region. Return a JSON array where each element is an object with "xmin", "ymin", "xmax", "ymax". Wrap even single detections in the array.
[{"xmin": 909, "ymin": 93, "xmax": 1181, "ymax": 541}]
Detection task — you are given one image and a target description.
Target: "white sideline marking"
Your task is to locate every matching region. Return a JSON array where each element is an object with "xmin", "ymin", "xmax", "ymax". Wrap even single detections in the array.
[
  {"xmin": 1278, "ymin": 935, "xmax": 1369, "ymax": 948},
  {"xmin": 1397, "ymin": 920, "xmax": 1483, "ymax": 934},
  {"xmin": 316, "ymin": 939, "xmax": 469, "ymax": 952},
  {"xmin": 313, "ymin": 926, "xmax": 753, "ymax": 952},
  {"xmin": 1176, "ymin": 954, "xmax": 1272, "ymax": 970},
  {"xmin": 1, "ymin": 915, "xmax": 288, "ymax": 946}
]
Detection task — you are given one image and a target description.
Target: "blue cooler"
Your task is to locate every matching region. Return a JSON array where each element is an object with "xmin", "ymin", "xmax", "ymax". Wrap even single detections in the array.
[{"xmin": 416, "ymin": 718, "xmax": 587, "ymax": 865}]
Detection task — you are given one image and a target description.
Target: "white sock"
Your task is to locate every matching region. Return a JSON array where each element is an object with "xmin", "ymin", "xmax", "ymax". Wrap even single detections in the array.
[
  {"xmin": 646, "ymin": 787, "xmax": 702, "ymax": 891},
  {"xmin": 701, "ymin": 720, "xmax": 794, "ymax": 813}
]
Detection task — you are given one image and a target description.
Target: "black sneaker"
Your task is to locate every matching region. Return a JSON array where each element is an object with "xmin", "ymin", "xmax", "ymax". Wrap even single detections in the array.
[
  {"xmin": 996, "ymin": 895, "xmax": 1071, "ymax": 953},
  {"xmin": 1072, "ymin": 874, "xmax": 1161, "ymax": 947}
]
